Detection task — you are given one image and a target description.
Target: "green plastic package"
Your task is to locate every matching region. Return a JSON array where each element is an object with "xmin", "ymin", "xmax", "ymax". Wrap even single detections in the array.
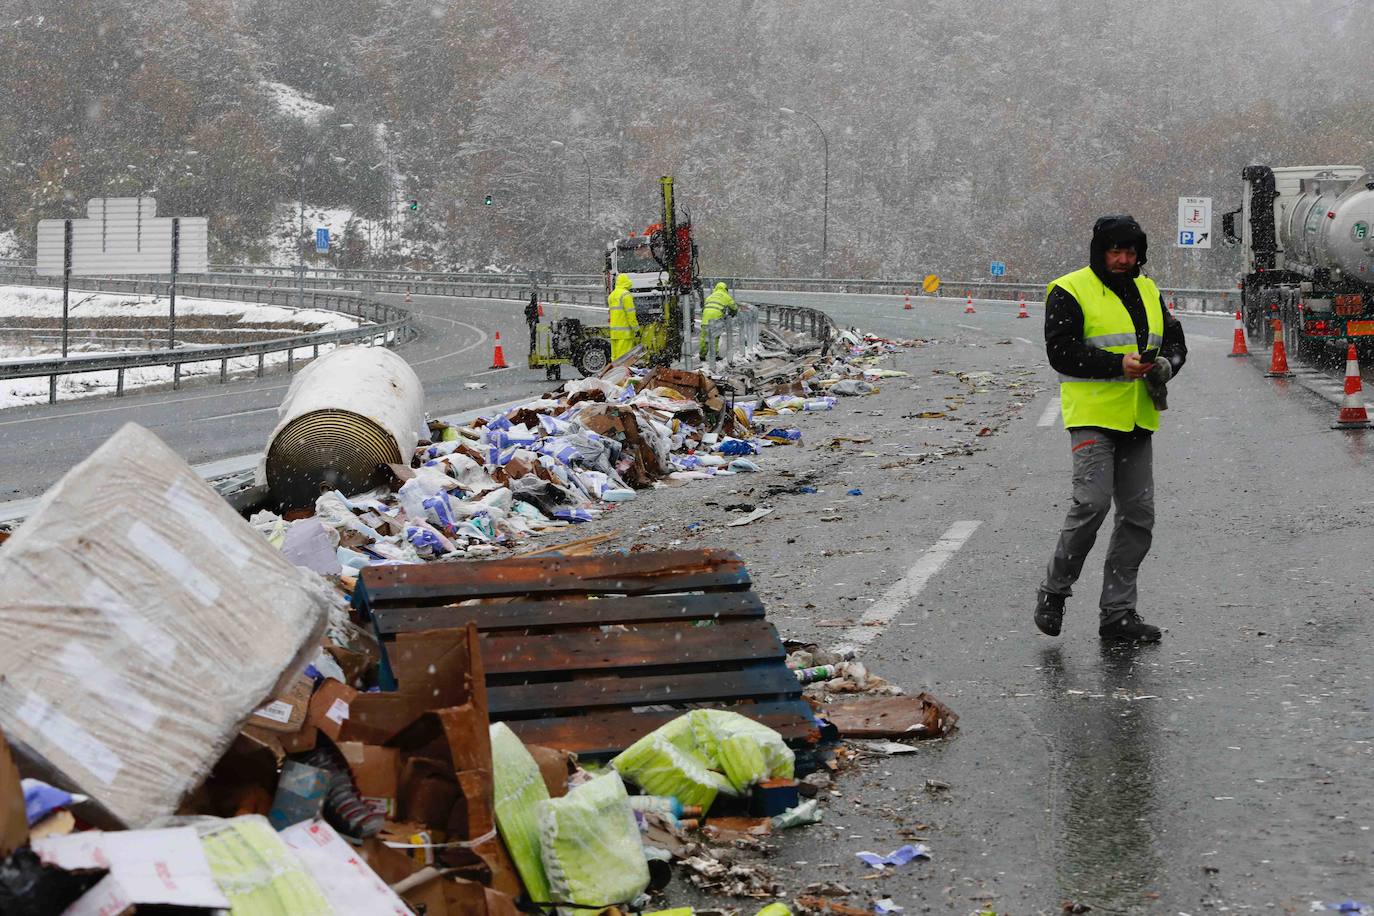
[
  {"xmin": 610, "ymin": 730, "xmax": 731, "ymax": 810},
  {"xmin": 490, "ymin": 722, "xmax": 553, "ymax": 905},
  {"xmin": 612, "ymin": 711, "xmax": 795, "ymax": 806},
  {"xmin": 537, "ymin": 772, "xmax": 650, "ymax": 914},
  {"xmin": 198, "ymin": 815, "xmax": 332, "ymax": 915},
  {"xmin": 687, "ymin": 709, "xmax": 795, "ymax": 793}
]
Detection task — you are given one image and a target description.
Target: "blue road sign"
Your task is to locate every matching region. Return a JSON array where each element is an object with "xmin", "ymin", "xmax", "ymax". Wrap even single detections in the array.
[
  {"xmin": 315, "ymin": 228, "xmax": 330, "ymax": 253},
  {"xmin": 990, "ymin": 261, "xmax": 1006, "ymax": 277},
  {"xmin": 1178, "ymin": 230, "xmax": 1195, "ymax": 246}
]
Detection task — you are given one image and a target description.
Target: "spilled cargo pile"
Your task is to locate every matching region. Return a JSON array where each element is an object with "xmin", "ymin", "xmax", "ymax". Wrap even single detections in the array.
[
  {"xmin": 249, "ymin": 331, "xmax": 921, "ymax": 574},
  {"xmin": 0, "ymin": 331, "xmax": 958, "ymax": 914}
]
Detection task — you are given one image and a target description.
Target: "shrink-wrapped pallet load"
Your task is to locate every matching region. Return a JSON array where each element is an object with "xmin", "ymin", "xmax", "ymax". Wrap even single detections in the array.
[{"xmin": 0, "ymin": 423, "xmax": 331, "ymax": 827}]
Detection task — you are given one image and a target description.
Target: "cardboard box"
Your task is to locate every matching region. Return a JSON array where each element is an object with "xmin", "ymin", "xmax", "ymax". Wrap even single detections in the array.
[
  {"xmin": 0, "ymin": 728, "xmax": 27, "ymax": 857},
  {"xmin": 307, "ymin": 678, "xmax": 358, "ymax": 742},
  {"xmin": 326, "ymin": 642, "xmax": 376, "ymax": 688},
  {"xmin": 397, "ymin": 756, "xmax": 459, "ymax": 827},
  {"xmin": 33, "ymin": 827, "xmax": 230, "ymax": 914},
  {"xmin": 340, "ymin": 742, "xmax": 400, "ymax": 818},
  {"xmin": 340, "ymin": 629, "xmax": 479, "ymax": 745},
  {"xmin": 526, "ymin": 744, "xmax": 573, "ymax": 799},
  {"xmin": 376, "ymin": 822, "xmax": 445, "ymax": 867},
  {"xmin": 248, "ymin": 670, "xmax": 315, "ymax": 733},
  {"xmin": 278, "ymin": 819, "xmax": 413, "ymax": 916}
]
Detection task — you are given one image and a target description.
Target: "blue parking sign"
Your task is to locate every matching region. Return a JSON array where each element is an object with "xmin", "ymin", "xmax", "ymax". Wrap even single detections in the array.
[
  {"xmin": 315, "ymin": 228, "xmax": 330, "ymax": 253},
  {"xmin": 1178, "ymin": 230, "xmax": 1194, "ymax": 246},
  {"xmin": 990, "ymin": 261, "xmax": 1006, "ymax": 277}
]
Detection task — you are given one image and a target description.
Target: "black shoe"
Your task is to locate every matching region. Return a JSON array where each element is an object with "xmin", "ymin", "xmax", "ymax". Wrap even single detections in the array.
[
  {"xmin": 1098, "ymin": 611, "xmax": 1162, "ymax": 643},
  {"xmin": 1034, "ymin": 590, "xmax": 1065, "ymax": 636}
]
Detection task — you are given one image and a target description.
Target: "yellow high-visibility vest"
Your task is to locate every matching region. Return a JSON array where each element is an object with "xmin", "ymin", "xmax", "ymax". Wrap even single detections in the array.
[{"xmin": 1048, "ymin": 266, "xmax": 1164, "ymax": 432}]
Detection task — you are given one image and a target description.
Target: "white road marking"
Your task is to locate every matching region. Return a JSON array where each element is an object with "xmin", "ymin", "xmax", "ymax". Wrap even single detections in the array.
[
  {"xmin": 471, "ymin": 366, "xmax": 512, "ymax": 378},
  {"xmin": 835, "ymin": 519, "xmax": 982, "ymax": 653},
  {"xmin": 1014, "ymin": 336, "xmax": 1035, "ymax": 346},
  {"xmin": 957, "ymin": 324, "xmax": 983, "ymax": 332},
  {"xmin": 0, "ymin": 384, "xmax": 293, "ymax": 427},
  {"xmin": 1037, "ymin": 398, "xmax": 1061, "ymax": 427},
  {"xmin": 192, "ymin": 406, "xmax": 278, "ymax": 423}
]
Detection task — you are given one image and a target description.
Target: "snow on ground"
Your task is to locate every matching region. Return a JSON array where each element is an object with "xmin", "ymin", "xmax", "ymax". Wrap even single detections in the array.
[
  {"xmin": 0, "ymin": 286, "xmax": 367, "ymax": 409},
  {"xmin": 261, "ymin": 80, "xmax": 333, "ymax": 123},
  {"xmin": 0, "ymin": 229, "xmax": 20, "ymax": 259},
  {"xmin": 267, "ymin": 203, "xmax": 399, "ymax": 267},
  {"xmin": 0, "ymin": 340, "xmax": 381, "ymax": 410},
  {"xmin": 0, "ymin": 286, "xmax": 359, "ymax": 331}
]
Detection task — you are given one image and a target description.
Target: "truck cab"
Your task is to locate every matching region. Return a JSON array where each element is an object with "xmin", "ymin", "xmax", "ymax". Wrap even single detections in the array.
[{"xmin": 605, "ymin": 235, "xmax": 670, "ymax": 325}]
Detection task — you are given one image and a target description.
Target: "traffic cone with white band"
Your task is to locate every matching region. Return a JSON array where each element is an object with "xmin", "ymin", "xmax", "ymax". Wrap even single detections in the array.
[
  {"xmin": 1228, "ymin": 310, "xmax": 1249, "ymax": 357},
  {"xmin": 1332, "ymin": 344, "xmax": 1372, "ymax": 429},
  {"xmin": 1264, "ymin": 318, "xmax": 1294, "ymax": 378}
]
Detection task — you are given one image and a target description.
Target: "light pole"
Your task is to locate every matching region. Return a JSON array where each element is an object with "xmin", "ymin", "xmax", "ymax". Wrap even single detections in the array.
[
  {"xmin": 549, "ymin": 140, "xmax": 592, "ymax": 244},
  {"xmin": 779, "ymin": 107, "xmax": 829, "ymax": 277},
  {"xmin": 297, "ymin": 123, "xmax": 354, "ymax": 307}
]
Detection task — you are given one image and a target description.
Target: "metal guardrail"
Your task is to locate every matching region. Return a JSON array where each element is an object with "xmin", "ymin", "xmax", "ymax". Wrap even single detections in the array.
[
  {"xmin": 0, "ymin": 267, "xmax": 414, "ymax": 404},
  {"xmin": 209, "ymin": 263, "xmax": 602, "ymax": 287},
  {"xmin": 707, "ymin": 275, "xmax": 1240, "ymax": 315},
  {"xmin": 0, "ymin": 256, "xmax": 1230, "ymax": 406}
]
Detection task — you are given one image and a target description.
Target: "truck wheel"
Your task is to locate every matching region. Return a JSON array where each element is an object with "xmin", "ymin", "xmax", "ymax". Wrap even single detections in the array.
[
  {"xmin": 575, "ymin": 341, "xmax": 611, "ymax": 377},
  {"xmin": 546, "ymin": 364, "xmax": 562, "ymax": 381}
]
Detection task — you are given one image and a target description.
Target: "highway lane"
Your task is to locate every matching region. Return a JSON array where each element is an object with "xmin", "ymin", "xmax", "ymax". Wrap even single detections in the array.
[
  {"xmin": 0, "ymin": 290, "xmax": 593, "ymax": 501},
  {"xmin": 0, "ymin": 285, "xmax": 1245, "ymax": 505}
]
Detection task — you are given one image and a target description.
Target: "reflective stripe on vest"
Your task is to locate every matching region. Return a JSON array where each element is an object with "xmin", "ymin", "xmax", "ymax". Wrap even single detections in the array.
[{"xmin": 1047, "ymin": 265, "xmax": 1164, "ymax": 432}]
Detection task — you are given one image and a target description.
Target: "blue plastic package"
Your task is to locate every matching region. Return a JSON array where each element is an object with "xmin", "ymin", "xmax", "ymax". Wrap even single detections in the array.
[
  {"xmin": 717, "ymin": 438, "xmax": 758, "ymax": 456},
  {"xmin": 856, "ymin": 844, "xmax": 931, "ymax": 869},
  {"xmin": 22, "ymin": 779, "xmax": 76, "ymax": 826}
]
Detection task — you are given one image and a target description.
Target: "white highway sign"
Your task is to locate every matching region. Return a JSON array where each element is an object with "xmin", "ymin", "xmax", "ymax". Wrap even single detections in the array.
[{"xmin": 1177, "ymin": 196, "xmax": 1212, "ymax": 249}]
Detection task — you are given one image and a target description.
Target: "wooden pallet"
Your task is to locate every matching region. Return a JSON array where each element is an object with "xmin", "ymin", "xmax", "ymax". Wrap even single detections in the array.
[{"xmin": 353, "ymin": 548, "xmax": 819, "ymax": 756}]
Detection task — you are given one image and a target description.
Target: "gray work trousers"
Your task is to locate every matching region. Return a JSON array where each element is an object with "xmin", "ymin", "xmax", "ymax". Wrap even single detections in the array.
[{"xmin": 1041, "ymin": 427, "xmax": 1155, "ymax": 624}]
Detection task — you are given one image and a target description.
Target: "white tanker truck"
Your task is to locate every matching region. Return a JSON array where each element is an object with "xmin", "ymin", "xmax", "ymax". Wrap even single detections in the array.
[{"xmin": 1223, "ymin": 164, "xmax": 1374, "ymax": 362}]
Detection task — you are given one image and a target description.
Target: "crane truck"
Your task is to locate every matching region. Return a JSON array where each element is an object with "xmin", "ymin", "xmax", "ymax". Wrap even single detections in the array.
[{"xmin": 529, "ymin": 176, "xmax": 702, "ymax": 378}]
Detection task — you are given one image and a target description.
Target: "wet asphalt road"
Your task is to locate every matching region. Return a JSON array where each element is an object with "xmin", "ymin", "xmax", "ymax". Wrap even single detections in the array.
[
  {"xmin": 0, "ymin": 288, "xmax": 588, "ymax": 500},
  {"xmin": 4, "ymin": 287, "xmax": 1371, "ymax": 908},
  {"xmin": 530, "ymin": 292, "xmax": 1373, "ymax": 912}
]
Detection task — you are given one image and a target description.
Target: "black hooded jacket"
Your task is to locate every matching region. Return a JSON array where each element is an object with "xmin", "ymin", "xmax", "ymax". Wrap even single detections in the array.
[{"xmin": 1045, "ymin": 214, "xmax": 1187, "ymax": 387}]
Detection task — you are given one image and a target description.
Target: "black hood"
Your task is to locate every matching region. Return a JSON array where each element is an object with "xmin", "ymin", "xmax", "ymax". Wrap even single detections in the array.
[{"xmin": 1090, "ymin": 214, "xmax": 1148, "ymax": 283}]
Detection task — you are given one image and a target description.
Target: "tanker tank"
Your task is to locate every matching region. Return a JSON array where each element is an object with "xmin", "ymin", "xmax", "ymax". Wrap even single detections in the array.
[
  {"xmin": 1278, "ymin": 171, "xmax": 1374, "ymax": 282},
  {"xmin": 257, "ymin": 345, "xmax": 426, "ymax": 510}
]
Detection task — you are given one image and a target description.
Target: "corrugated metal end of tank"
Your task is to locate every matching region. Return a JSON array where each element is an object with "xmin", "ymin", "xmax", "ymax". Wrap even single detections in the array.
[{"xmin": 265, "ymin": 408, "xmax": 401, "ymax": 511}]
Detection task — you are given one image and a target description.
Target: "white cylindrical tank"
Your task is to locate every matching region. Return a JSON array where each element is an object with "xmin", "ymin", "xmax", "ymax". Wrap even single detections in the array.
[
  {"xmin": 1320, "ymin": 174, "xmax": 1374, "ymax": 279},
  {"xmin": 257, "ymin": 346, "xmax": 426, "ymax": 509},
  {"xmin": 1280, "ymin": 172, "xmax": 1374, "ymax": 281}
]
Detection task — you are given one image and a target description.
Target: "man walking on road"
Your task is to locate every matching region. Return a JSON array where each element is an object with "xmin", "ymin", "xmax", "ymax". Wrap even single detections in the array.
[{"xmin": 1035, "ymin": 215, "xmax": 1187, "ymax": 642}]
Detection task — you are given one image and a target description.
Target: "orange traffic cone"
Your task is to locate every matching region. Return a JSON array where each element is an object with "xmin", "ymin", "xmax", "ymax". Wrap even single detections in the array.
[
  {"xmin": 964, "ymin": 293, "xmax": 976, "ymax": 314},
  {"xmin": 903, "ymin": 290, "xmax": 913, "ymax": 311},
  {"xmin": 1016, "ymin": 296, "xmax": 1029, "ymax": 319},
  {"xmin": 1168, "ymin": 297, "xmax": 1176, "ymax": 315},
  {"xmin": 405, "ymin": 287, "xmax": 413, "ymax": 303},
  {"xmin": 537, "ymin": 301, "xmax": 545, "ymax": 317},
  {"xmin": 1333, "ymin": 344, "xmax": 1371, "ymax": 428},
  {"xmin": 1264, "ymin": 318, "xmax": 1294, "ymax": 378},
  {"xmin": 1228, "ymin": 310, "xmax": 1249, "ymax": 357},
  {"xmin": 490, "ymin": 331, "xmax": 508, "ymax": 369}
]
